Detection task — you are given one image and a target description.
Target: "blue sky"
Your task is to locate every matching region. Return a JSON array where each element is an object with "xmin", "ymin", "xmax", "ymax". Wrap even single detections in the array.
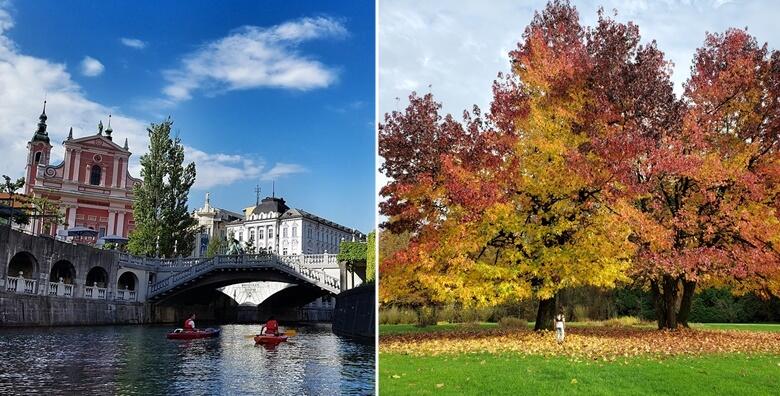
[{"xmin": 0, "ymin": 0, "xmax": 375, "ymax": 232}]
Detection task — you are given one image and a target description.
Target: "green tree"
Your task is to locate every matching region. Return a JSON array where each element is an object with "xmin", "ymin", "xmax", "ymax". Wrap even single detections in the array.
[
  {"xmin": 128, "ymin": 119, "xmax": 197, "ymax": 257},
  {"xmin": 244, "ymin": 236, "xmax": 256, "ymax": 254},
  {"xmin": 205, "ymin": 237, "xmax": 224, "ymax": 258},
  {"xmin": 0, "ymin": 175, "xmax": 29, "ymax": 225},
  {"xmin": 366, "ymin": 231, "xmax": 376, "ymax": 282},
  {"xmin": 29, "ymin": 195, "xmax": 65, "ymax": 235}
]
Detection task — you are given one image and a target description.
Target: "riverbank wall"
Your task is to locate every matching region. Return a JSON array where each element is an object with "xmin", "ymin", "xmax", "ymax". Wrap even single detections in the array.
[
  {"xmin": 332, "ymin": 283, "xmax": 375, "ymax": 342},
  {"xmin": 0, "ymin": 290, "xmax": 149, "ymax": 326}
]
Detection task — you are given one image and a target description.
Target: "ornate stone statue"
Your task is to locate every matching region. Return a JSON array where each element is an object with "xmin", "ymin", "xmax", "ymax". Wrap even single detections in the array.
[
  {"xmin": 226, "ymin": 232, "xmax": 242, "ymax": 255},
  {"xmin": 98, "ymin": 120, "xmax": 104, "ymax": 135}
]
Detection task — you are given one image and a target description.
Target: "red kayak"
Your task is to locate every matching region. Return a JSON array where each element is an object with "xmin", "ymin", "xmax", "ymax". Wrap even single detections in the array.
[
  {"xmin": 166, "ymin": 328, "xmax": 221, "ymax": 340},
  {"xmin": 254, "ymin": 334, "xmax": 288, "ymax": 344}
]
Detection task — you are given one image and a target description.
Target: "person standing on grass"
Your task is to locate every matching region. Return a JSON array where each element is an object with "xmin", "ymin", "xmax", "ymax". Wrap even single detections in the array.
[{"xmin": 555, "ymin": 312, "xmax": 566, "ymax": 343}]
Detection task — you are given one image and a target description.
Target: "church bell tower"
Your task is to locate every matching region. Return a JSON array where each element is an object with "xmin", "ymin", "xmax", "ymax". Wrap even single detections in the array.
[{"xmin": 24, "ymin": 101, "xmax": 53, "ymax": 194}]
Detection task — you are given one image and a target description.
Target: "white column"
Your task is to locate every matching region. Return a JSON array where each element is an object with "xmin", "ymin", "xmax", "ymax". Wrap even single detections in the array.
[
  {"xmin": 73, "ymin": 151, "xmax": 81, "ymax": 182},
  {"xmin": 63, "ymin": 148, "xmax": 71, "ymax": 181},
  {"xmin": 119, "ymin": 158, "xmax": 126, "ymax": 188},
  {"xmin": 112, "ymin": 157, "xmax": 119, "ymax": 187},
  {"xmin": 107, "ymin": 211, "xmax": 116, "ymax": 236},
  {"xmin": 67, "ymin": 206, "xmax": 77, "ymax": 228},
  {"xmin": 116, "ymin": 212, "xmax": 125, "ymax": 236},
  {"xmin": 100, "ymin": 166, "xmax": 106, "ymax": 186}
]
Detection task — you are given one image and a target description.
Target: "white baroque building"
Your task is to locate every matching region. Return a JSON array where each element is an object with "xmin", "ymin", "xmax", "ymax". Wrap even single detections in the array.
[
  {"xmin": 191, "ymin": 192, "xmax": 243, "ymax": 257},
  {"xmin": 225, "ymin": 195, "xmax": 365, "ymax": 255}
]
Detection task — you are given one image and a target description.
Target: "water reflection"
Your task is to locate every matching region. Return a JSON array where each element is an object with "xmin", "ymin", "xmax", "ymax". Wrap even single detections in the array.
[{"xmin": 0, "ymin": 324, "xmax": 374, "ymax": 395}]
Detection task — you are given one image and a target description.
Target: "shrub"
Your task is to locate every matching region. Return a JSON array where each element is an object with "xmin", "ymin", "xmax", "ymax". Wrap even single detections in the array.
[
  {"xmin": 379, "ymin": 306, "xmax": 417, "ymax": 325},
  {"xmin": 603, "ymin": 316, "xmax": 641, "ymax": 327},
  {"xmin": 437, "ymin": 305, "xmax": 458, "ymax": 323},
  {"xmin": 460, "ymin": 321, "xmax": 483, "ymax": 330},
  {"xmin": 417, "ymin": 306, "xmax": 437, "ymax": 326},
  {"xmin": 498, "ymin": 316, "xmax": 528, "ymax": 329},
  {"xmin": 572, "ymin": 305, "xmax": 589, "ymax": 322}
]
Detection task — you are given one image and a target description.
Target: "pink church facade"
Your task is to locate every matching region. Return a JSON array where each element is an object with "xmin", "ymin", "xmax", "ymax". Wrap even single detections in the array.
[{"xmin": 24, "ymin": 103, "xmax": 141, "ymax": 242}]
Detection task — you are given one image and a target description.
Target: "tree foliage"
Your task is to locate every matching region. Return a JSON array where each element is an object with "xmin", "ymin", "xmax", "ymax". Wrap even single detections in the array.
[
  {"xmin": 0, "ymin": 175, "xmax": 29, "ymax": 225},
  {"xmin": 378, "ymin": 0, "xmax": 780, "ymax": 331},
  {"xmin": 128, "ymin": 119, "xmax": 198, "ymax": 257},
  {"xmin": 366, "ymin": 230, "xmax": 376, "ymax": 283}
]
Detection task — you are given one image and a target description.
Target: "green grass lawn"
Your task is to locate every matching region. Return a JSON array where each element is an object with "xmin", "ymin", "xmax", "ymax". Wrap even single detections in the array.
[
  {"xmin": 380, "ymin": 322, "xmax": 780, "ymax": 394},
  {"xmin": 380, "ymin": 352, "xmax": 780, "ymax": 395},
  {"xmin": 692, "ymin": 323, "xmax": 780, "ymax": 332}
]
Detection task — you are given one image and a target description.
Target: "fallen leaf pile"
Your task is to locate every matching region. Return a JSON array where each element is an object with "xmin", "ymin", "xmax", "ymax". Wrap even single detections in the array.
[{"xmin": 380, "ymin": 327, "xmax": 780, "ymax": 360}]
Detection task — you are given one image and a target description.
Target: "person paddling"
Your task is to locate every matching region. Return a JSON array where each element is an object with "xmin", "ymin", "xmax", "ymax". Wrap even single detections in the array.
[
  {"xmin": 183, "ymin": 313, "xmax": 198, "ymax": 332},
  {"xmin": 261, "ymin": 316, "xmax": 280, "ymax": 336}
]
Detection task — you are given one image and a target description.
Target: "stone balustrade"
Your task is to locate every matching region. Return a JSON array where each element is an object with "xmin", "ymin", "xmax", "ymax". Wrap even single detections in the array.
[
  {"xmin": 84, "ymin": 285, "xmax": 108, "ymax": 299},
  {"xmin": 116, "ymin": 288, "xmax": 137, "ymax": 302},
  {"xmin": 5, "ymin": 276, "xmax": 36, "ymax": 294},
  {"xmin": 48, "ymin": 281, "xmax": 74, "ymax": 297}
]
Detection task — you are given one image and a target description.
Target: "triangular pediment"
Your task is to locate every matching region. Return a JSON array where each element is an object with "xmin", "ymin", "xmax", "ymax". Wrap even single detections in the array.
[{"xmin": 65, "ymin": 134, "xmax": 129, "ymax": 153}]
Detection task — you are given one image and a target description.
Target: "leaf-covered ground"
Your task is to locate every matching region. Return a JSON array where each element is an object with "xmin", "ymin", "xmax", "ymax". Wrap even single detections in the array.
[{"xmin": 381, "ymin": 327, "xmax": 780, "ymax": 360}]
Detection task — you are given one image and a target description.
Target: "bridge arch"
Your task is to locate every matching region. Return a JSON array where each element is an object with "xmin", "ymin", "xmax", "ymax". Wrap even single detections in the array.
[
  {"xmin": 49, "ymin": 260, "xmax": 76, "ymax": 284},
  {"xmin": 117, "ymin": 271, "xmax": 138, "ymax": 291},
  {"xmin": 8, "ymin": 251, "xmax": 38, "ymax": 278},
  {"xmin": 85, "ymin": 266, "xmax": 108, "ymax": 288}
]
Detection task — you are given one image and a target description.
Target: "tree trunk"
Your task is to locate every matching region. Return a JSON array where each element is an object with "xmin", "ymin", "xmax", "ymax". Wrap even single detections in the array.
[
  {"xmin": 534, "ymin": 296, "xmax": 557, "ymax": 331},
  {"xmin": 677, "ymin": 279, "xmax": 696, "ymax": 328},
  {"xmin": 651, "ymin": 280, "xmax": 665, "ymax": 330},
  {"xmin": 660, "ymin": 275, "xmax": 679, "ymax": 330}
]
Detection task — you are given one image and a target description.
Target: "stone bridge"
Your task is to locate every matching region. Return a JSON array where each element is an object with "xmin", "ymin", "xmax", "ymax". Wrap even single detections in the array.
[
  {"xmin": 118, "ymin": 252, "xmax": 342, "ymax": 302},
  {"xmin": 1, "ymin": 225, "xmax": 355, "ymax": 309}
]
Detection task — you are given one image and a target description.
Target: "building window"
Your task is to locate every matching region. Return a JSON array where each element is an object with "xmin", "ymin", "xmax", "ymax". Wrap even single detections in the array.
[
  {"xmin": 34, "ymin": 152, "xmax": 42, "ymax": 163},
  {"xmin": 283, "ymin": 248, "xmax": 288, "ymax": 255},
  {"xmin": 268, "ymin": 227, "xmax": 274, "ymax": 239},
  {"xmin": 249, "ymin": 230, "xmax": 255, "ymax": 241},
  {"xmin": 89, "ymin": 165, "xmax": 101, "ymax": 186},
  {"xmin": 238, "ymin": 232, "xmax": 243, "ymax": 242},
  {"xmin": 258, "ymin": 228, "xmax": 264, "ymax": 239},
  {"xmin": 292, "ymin": 226, "xmax": 298, "ymax": 237}
]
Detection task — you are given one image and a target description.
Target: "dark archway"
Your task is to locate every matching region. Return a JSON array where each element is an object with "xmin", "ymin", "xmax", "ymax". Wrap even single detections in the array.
[
  {"xmin": 49, "ymin": 260, "xmax": 76, "ymax": 284},
  {"xmin": 85, "ymin": 266, "xmax": 108, "ymax": 288},
  {"xmin": 118, "ymin": 271, "xmax": 138, "ymax": 291},
  {"xmin": 8, "ymin": 251, "xmax": 37, "ymax": 278}
]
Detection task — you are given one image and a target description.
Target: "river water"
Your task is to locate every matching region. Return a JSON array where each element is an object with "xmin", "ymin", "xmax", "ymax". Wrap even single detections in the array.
[{"xmin": 0, "ymin": 324, "xmax": 375, "ymax": 395}]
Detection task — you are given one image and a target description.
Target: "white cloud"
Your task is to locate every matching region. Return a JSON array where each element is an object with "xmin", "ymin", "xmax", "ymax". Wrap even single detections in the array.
[
  {"xmin": 261, "ymin": 163, "xmax": 307, "ymax": 181},
  {"xmin": 184, "ymin": 147, "xmax": 306, "ymax": 189},
  {"xmin": 0, "ymin": 4, "xmax": 305, "ymax": 195},
  {"xmin": 80, "ymin": 56, "xmax": 104, "ymax": 77},
  {"xmin": 120, "ymin": 37, "xmax": 146, "ymax": 49},
  {"xmin": 378, "ymin": 0, "xmax": 780, "ymax": 117},
  {"xmin": 162, "ymin": 16, "xmax": 346, "ymax": 102}
]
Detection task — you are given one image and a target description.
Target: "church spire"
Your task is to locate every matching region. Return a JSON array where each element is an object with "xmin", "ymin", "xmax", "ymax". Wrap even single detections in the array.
[
  {"xmin": 67, "ymin": 127, "xmax": 73, "ymax": 140},
  {"xmin": 31, "ymin": 100, "xmax": 50, "ymax": 144},
  {"xmin": 123, "ymin": 137, "xmax": 128, "ymax": 150},
  {"xmin": 105, "ymin": 114, "xmax": 113, "ymax": 140}
]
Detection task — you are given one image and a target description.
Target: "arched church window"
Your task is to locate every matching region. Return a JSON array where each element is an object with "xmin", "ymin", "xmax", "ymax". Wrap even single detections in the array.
[
  {"xmin": 34, "ymin": 152, "xmax": 42, "ymax": 163},
  {"xmin": 90, "ymin": 165, "xmax": 102, "ymax": 186}
]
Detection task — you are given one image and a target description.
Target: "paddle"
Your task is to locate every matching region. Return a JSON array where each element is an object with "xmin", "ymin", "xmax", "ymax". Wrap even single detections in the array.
[{"xmin": 243, "ymin": 328, "xmax": 297, "ymax": 338}]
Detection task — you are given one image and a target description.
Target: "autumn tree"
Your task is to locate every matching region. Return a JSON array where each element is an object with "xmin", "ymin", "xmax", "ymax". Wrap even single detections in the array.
[
  {"xmin": 380, "ymin": 1, "xmax": 637, "ymax": 330},
  {"xmin": 620, "ymin": 28, "xmax": 780, "ymax": 329}
]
